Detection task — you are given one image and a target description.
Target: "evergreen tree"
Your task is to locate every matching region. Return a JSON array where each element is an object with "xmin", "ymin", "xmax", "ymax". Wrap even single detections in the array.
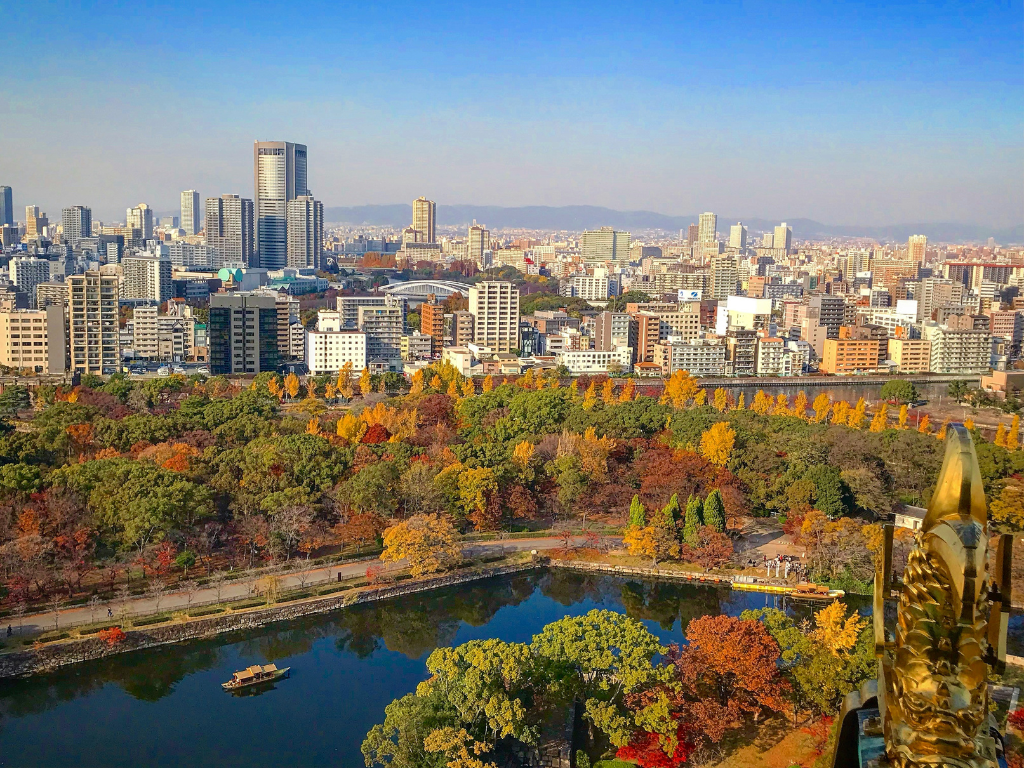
[
  {"xmin": 702, "ymin": 489, "xmax": 726, "ymax": 532},
  {"xmin": 661, "ymin": 492, "xmax": 681, "ymax": 528},
  {"xmin": 628, "ymin": 494, "xmax": 646, "ymax": 527},
  {"xmin": 683, "ymin": 494, "xmax": 703, "ymax": 544}
]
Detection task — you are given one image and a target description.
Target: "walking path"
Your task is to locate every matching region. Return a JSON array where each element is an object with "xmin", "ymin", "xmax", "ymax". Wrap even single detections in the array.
[{"xmin": 8, "ymin": 537, "xmax": 579, "ymax": 636}]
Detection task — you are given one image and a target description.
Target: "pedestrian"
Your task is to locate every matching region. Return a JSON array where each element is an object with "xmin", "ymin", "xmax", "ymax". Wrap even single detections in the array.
[
  {"xmin": 6, "ymin": 625, "xmax": 11, "ymax": 637},
  {"xmin": 107, "ymin": 607, "xmax": 113, "ymax": 618}
]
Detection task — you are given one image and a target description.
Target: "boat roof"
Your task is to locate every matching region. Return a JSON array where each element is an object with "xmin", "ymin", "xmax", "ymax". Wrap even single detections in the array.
[
  {"xmin": 234, "ymin": 670, "xmax": 255, "ymax": 680},
  {"xmin": 262, "ymin": 664, "xmax": 278, "ymax": 673}
]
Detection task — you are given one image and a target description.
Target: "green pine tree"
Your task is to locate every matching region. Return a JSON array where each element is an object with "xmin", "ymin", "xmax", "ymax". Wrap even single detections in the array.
[
  {"xmin": 683, "ymin": 494, "xmax": 703, "ymax": 544},
  {"xmin": 661, "ymin": 493, "xmax": 681, "ymax": 528},
  {"xmin": 702, "ymin": 489, "xmax": 726, "ymax": 533},
  {"xmin": 628, "ymin": 494, "xmax": 646, "ymax": 527}
]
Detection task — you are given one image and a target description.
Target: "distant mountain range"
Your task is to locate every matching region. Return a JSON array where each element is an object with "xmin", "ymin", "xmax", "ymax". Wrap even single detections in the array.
[{"xmin": 322, "ymin": 204, "xmax": 1022, "ymax": 244}]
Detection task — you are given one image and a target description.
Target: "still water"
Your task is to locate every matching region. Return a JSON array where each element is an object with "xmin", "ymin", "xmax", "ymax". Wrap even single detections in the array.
[{"xmin": 0, "ymin": 571, "xmax": 868, "ymax": 768}]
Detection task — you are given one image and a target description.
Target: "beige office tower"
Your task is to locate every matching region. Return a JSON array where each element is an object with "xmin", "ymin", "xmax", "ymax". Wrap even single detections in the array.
[
  {"xmin": 181, "ymin": 190, "xmax": 201, "ymax": 236},
  {"xmin": 412, "ymin": 197, "xmax": 436, "ymax": 243},
  {"xmin": 729, "ymin": 223, "xmax": 747, "ymax": 249},
  {"xmin": 469, "ymin": 281, "xmax": 519, "ymax": 353},
  {"xmin": 68, "ymin": 271, "xmax": 120, "ymax": 375},
  {"xmin": 468, "ymin": 224, "xmax": 490, "ymax": 262},
  {"xmin": 0, "ymin": 306, "xmax": 67, "ymax": 374},
  {"xmin": 580, "ymin": 227, "xmax": 631, "ymax": 263},
  {"xmin": 126, "ymin": 203, "xmax": 154, "ymax": 240},
  {"xmin": 26, "ymin": 206, "xmax": 49, "ymax": 239},
  {"xmin": 773, "ymin": 222, "xmax": 792, "ymax": 254},
  {"xmin": 908, "ymin": 234, "xmax": 927, "ymax": 263},
  {"xmin": 286, "ymin": 195, "xmax": 324, "ymax": 269},
  {"xmin": 698, "ymin": 212, "xmax": 717, "ymax": 245}
]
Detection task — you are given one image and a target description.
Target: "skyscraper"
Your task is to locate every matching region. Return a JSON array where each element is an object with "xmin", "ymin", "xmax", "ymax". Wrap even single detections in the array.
[
  {"xmin": 908, "ymin": 234, "xmax": 927, "ymax": 263},
  {"xmin": 205, "ymin": 194, "xmax": 254, "ymax": 267},
  {"xmin": 10, "ymin": 257, "xmax": 50, "ymax": 309},
  {"xmin": 209, "ymin": 292, "xmax": 279, "ymax": 374},
  {"xmin": 286, "ymin": 195, "xmax": 324, "ymax": 269},
  {"xmin": 61, "ymin": 206, "xmax": 91, "ymax": 247},
  {"xmin": 254, "ymin": 140, "xmax": 307, "ymax": 269},
  {"xmin": 68, "ymin": 271, "xmax": 120, "ymax": 375},
  {"xmin": 698, "ymin": 212, "xmax": 717, "ymax": 246},
  {"xmin": 729, "ymin": 223, "xmax": 747, "ymax": 250},
  {"xmin": 412, "ymin": 197, "xmax": 436, "ymax": 243},
  {"xmin": 0, "ymin": 186, "xmax": 12, "ymax": 227},
  {"xmin": 686, "ymin": 224, "xmax": 699, "ymax": 247},
  {"xmin": 773, "ymin": 222, "xmax": 792, "ymax": 254},
  {"xmin": 26, "ymin": 206, "xmax": 49, "ymax": 239},
  {"xmin": 468, "ymin": 224, "xmax": 490, "ymax": 262},
  {"xmin": 126, "ymin": 203, "xmax": 154, "ymax": 240},
  {"xmin": 181, "ymin": 190, "xmax": 200, "ymax": 236},
  {"xmin": 580, "ymin": 227, "xmax": 631, "ymax": 263}
]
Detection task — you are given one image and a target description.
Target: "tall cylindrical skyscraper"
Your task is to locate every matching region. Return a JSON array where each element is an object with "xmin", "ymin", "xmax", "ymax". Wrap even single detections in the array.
[{"xmin": 253, "ymin": 141, "xmax": 307, "ymax": 269}]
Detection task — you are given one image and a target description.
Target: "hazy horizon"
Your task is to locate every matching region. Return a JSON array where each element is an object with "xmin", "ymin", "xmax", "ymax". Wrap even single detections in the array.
[{"xmin": 1, "ymin": 1, "xmax": 1021, "ymax": 229}]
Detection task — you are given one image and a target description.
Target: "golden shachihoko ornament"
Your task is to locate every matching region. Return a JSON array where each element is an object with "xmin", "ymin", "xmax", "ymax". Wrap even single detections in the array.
[{"xmin": 874, "ymin": 424, "xmax": 1012, "ymax": 768}]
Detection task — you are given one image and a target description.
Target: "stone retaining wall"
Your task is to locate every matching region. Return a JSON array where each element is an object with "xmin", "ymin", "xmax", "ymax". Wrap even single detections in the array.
[
  {"xmin": 549, "ymin": 558, "xmax": 735, "ymax": 585},
  {"xmin": 0, "ymin": 562, "xmax": 538, "ymax": 679}
]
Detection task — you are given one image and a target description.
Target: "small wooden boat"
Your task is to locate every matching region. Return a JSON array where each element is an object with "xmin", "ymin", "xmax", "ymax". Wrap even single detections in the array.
[
  {"xmin": 789, "ymin": 583, "xmax": 845, "ymax": 602},
  {"xmin": 222, "ymin": 664, "xmax": 290, "ymax": 691}
]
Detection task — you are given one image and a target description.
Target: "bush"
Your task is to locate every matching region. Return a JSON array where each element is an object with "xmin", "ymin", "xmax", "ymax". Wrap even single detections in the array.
[{"xmin": 189, "ymin": 607, "xmax": 226, "ymax": 617}]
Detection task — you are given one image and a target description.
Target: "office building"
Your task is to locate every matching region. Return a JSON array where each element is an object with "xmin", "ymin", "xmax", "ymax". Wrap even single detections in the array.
[
  {"xmin": 469, "ymin": 281, "xmax": 519, "ymax": 353},
  {"xmin": 0, "ymin": 306, "xmax": 67, "ymax": 374},
  {"xmin": 10, "ymin": 257, "xmax": 50, "ymax": 309},
  {"xmin": 209, "ymin": 292, "xmax": 279, "ymax": 374},
  {"xmin": 68, "ymin": 271, "xmax": 119, "ymax": 375},
  {"xmin": 468, "ymin": 224, "xmax": 490, "ymax": 263},
  {"xmin": 121, "ymin": 255, "xmax": 172, "ymax": 303},
  {"xmin": 652, "ymin": 337, "xmax": 727, "ymax": 377},
  {"xmin": 25, "ymin": 206, "xmax": 47, "ymax": 239},
  {"xmin": 286, "ymin": 195, "xmax": 324, "ymax": 269},
  {"xmin": 205, "ymin": 194, "xmax": 254, "ymax": 267},
  {"xmin": 987, "ymin": 309, "xmax": 1024, "ymax": 346},
  {"xmin": 580, "ymin": 227, "xmax": 631, "ymax": 263},
  {"xmin": 773, "ymin": 222, "xmax": 792, "ymax": 254},
  {"xmin": 0, "ymin": 186, "xmax": 11, "ymax": 227},
  {"xmin": 253, "ymin": 140, "xmax": 307, "ymax": 269},
  {"xmin": 568, "ymin": 273, "xmax": 616, "ymax": 301},
  {"xmin": 698, "ymin": 212, "xmax": 717, "ymax": 245},
  {"xmin": 61, "ymin": 206, "xmax": 91, "ymax": 247},
  {"xmin": 412, "ymin": 197, "xmax": 436, "ymax": 243},
  {"xmin": 728, "ymin": 223, "xmax": 747, "ymax": 250},
  {"xmin": 908, "ymin": 278, "xmax": 964, "ymax": 321},
  {"xmin": 181, "ymin": 190, "xmax": 200, "ymax": 236},
  {"xmin": 686, "ymin": 224, "xmax": 699, "ymax": 247},
  {"xmin": 908, "ymin": 234, "xmax": 927, "ymax": 264},
  {"xmin": 126, "ymin": 203, "xmax": 154, "ymax": 241}
]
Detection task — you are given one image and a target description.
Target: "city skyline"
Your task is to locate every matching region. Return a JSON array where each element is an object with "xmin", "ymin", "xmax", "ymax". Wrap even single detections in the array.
[{"xmin": 0, "ymin": 1, "xmax": 1020, "ymax": 229}]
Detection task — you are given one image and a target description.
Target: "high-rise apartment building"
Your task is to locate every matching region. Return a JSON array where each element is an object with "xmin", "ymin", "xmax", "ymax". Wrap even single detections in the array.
[
  {"xmin": 61, "ymin": 206, "xmax": 91, "ymax": 246},
  {"xmin": 253, "ymin": 140, "xmax": 307, "ymax": 269},
  {"xmin": 420, "ymin": 297, "xmax": 445, "ymax": 355},
  {"xmin": 126, "ymin": 203, "xmax": 154, "ymax": 240},
  {"xmin": 121, "ymin": 255, "xmax": 172, "ymax": 304},
  {"xmin": 908, "ymin": 234, "xmax": 927, "ymax": 264},
  {"xmin": 773, "ymin": 222, "xmax": 792, "ymax": 254},
  {"xmin": 0, "ymin": 306, "xmax": 67, "ymax": 375},
  {"xmin": 286, "ymin": 195, "xmax": 324, "ymax": 269},
  {"xmin": 205, "ymin": 194, "xmax": 254, "ymax": 267},
  {"xmin": 181, "ymin": 190, "xmax": 201, "ymax": 236},
  {"xmin": 468, "ymin": 224, "xmax": 490, "ymax": 263},
  {"xmin": 709, "ymin": 255, "xmax": 739, "ymax": 300},
  {"xmin": 469, "ymin": 281, "xmax": 519, "ymax": 353},
  {"xmin": 358, "ymin": 296, "xmax": 406, "ymax": 365},
  {"xmin": 698, "ymin": 212, "xmax": 717, "ymax": 245},
  {"xmin": 10, "ymin": 257, "xmax": 51, "ymax": 309},
  {"xmin": 0, "ymin": 186, "xmax": 12, "ymax": 227},
  {"xmin": 686, "ymin": 224, "xmax": 699, "ymax": 247},
  {"xmin": 209, "ymin": 292, "xmax": 279, "ymax": 374},
  {"xmin": 68, "ymin": 271, "xmax": 120, "ymax": 375},
  {"xmin": 728, "ymin": 223, "xmax": 747, "ymax": 250},
  {"xmin": 412, "ymin": 197, "xmax": 436, "ymax": 243},
  {"xmin": 580, "ymin": 227, "xmax": 631, "ymax": 263}
]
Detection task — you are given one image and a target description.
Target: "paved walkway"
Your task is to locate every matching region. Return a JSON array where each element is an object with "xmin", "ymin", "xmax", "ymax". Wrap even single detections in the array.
[{"xmin": 8, "ymin": 537, "xmax": 582, "ymax": 636}]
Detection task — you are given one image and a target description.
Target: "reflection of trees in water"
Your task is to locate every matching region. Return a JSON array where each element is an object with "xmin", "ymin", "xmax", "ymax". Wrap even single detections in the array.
[
  {"xmin": 335, "ymin": 572, "xmax": 547, "ymax": 660},
  {"xmin": 539, "ymin": 570, "xmax": 621, "ymax": 606},
  {"xmin": 617, "ymin": 579, "xmax": 727, "ymax": 632}
]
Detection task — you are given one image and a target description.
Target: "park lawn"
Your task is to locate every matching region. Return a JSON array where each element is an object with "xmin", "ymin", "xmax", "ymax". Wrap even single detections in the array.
[{"xmin": 707, "ymin": 720, "xmax": 822, "ymax": 768}]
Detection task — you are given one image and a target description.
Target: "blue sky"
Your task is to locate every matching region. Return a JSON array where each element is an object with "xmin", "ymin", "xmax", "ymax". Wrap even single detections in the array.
[{"xmin": 1, "ymin": 0, "xmax": 1021, "ymax": 227}]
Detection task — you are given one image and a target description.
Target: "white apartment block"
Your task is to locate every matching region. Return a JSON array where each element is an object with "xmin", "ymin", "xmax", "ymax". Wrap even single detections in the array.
[
  {"xmin": 921, "ymin": 321, "xmax": 991, "ymax": 375},
  {"xmin": 121, "ymin": 255, "xmax": 172, "ymax": 304},
  {"xmin": 652, "ymin": 337, "xmax": 727, "ymax": 377},
  {"xmin": 0, "ymin": 306, "xmax": 66, "ymax": 374},
  {"xmin": 305, "ymin": 324, "xmax": 367, "ymax": 375},
  {"xmin": 755, "ymin": 336, "xmax": 795, "ymax": 377},
  {"xmin": 10, "ymin": 257, "xmax": 51, "ymax": 309},
  {"xmin": 567, "ymin": 274, "xmax": 616, "ymax": 301},
  {"xmin": 556, "ymin": 346, "xmax": 633, "ymax": 374},
  {"xmin": 469, "ymin": 281, "xmax": 519, "ymax": 353}
]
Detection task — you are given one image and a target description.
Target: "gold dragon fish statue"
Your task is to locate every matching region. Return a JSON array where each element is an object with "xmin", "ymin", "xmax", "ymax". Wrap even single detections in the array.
[{"xmin": 833, "ymin": 424, "xmax": 1013, "ymax": 768}]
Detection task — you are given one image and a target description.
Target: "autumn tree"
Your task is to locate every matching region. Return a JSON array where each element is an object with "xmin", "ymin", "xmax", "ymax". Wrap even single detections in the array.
[
  {"xmin": 699, "ymin": 421, "xmax": 735, "ymax": 466},
  {"xmin": 481, "ymin": 375, "xmax": 494, "ymax": 393},
  {"xmin": 680, "ymin": 526, "xmax": 734, "ymax": 570},
  {"xmin": 623, "ymin": 525, "xmax": 678, "ymax": 567},
  {"xmin": 918, "ymin": 414, "xmax": 931, "ymax": 434},
  {"xmin": 811, "ymin": 393, "xmax": 832, "ymax": 423},
  {"xmin": 751, "ymin": 390, "xmax": 773, "ymax": 416},
  {"xmin": 628, "ymin": 494, "xmax": 646, "ymax": 527},
  {"xmin": 991, "ymin": 478, "xmax": 1024, "ymax": 530},
  {"xmin": 582, "ymin": 382, "xmax": 597, "ymax": 410},
  {"xmin": 283, "ymin": 372, "xmax": 300, "ymax": 400},
  {"xmin": 712, "ymin": 388, "xmax": 728, "ymax": 412},
  {"xmin": 848, "ymin": 398, "xmax": 867, "ymax": 429},
  {"xmin": 359, "ymin": 367, "xmax": 372, "ymax": 397},
  {"xmin": 994, "ymin": 423, "xmax": 1007, "ymax": 447},
  {"xmin": 869, "ymin": 403, "xmax": 888, "ymax": 432},
  {"xmin": 601, "ymin": 379, "xmax": 615, "ymax": 405},
  {"xmin": 662, "ymin": 371, "xmax": 698, "ymax": 408},
  {"xmin": 811, "ymin": 601, "xmax": 868, "ymax": 656},
  {"xmin": 1007, "ymin": 415, "xmax": 1020, "ymax": 451},
  {"xmin": 380, "ymin": 514, "xmax": 462, "ymax": 577},
  {"xmin": 792, "ymin": 391, "xmax": 809, "ymax": 420},
  {"xmin": 897, "ymin": 404, "xmax": 909, "ymax": 430},
  {"xmin": 831, "ymin": 400, "xmax": 850, "ymax": 426}
]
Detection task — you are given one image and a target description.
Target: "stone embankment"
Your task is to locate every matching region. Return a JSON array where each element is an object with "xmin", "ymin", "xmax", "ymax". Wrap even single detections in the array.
[{"xmin": 0, "ymin": 562, "xmax": 537, "ymax": 679}]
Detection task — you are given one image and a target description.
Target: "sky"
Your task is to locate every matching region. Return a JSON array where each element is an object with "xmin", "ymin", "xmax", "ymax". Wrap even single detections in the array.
[{"xmin": 1, "ymin": 0, "xmax": 1021, "ymax": 228}]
